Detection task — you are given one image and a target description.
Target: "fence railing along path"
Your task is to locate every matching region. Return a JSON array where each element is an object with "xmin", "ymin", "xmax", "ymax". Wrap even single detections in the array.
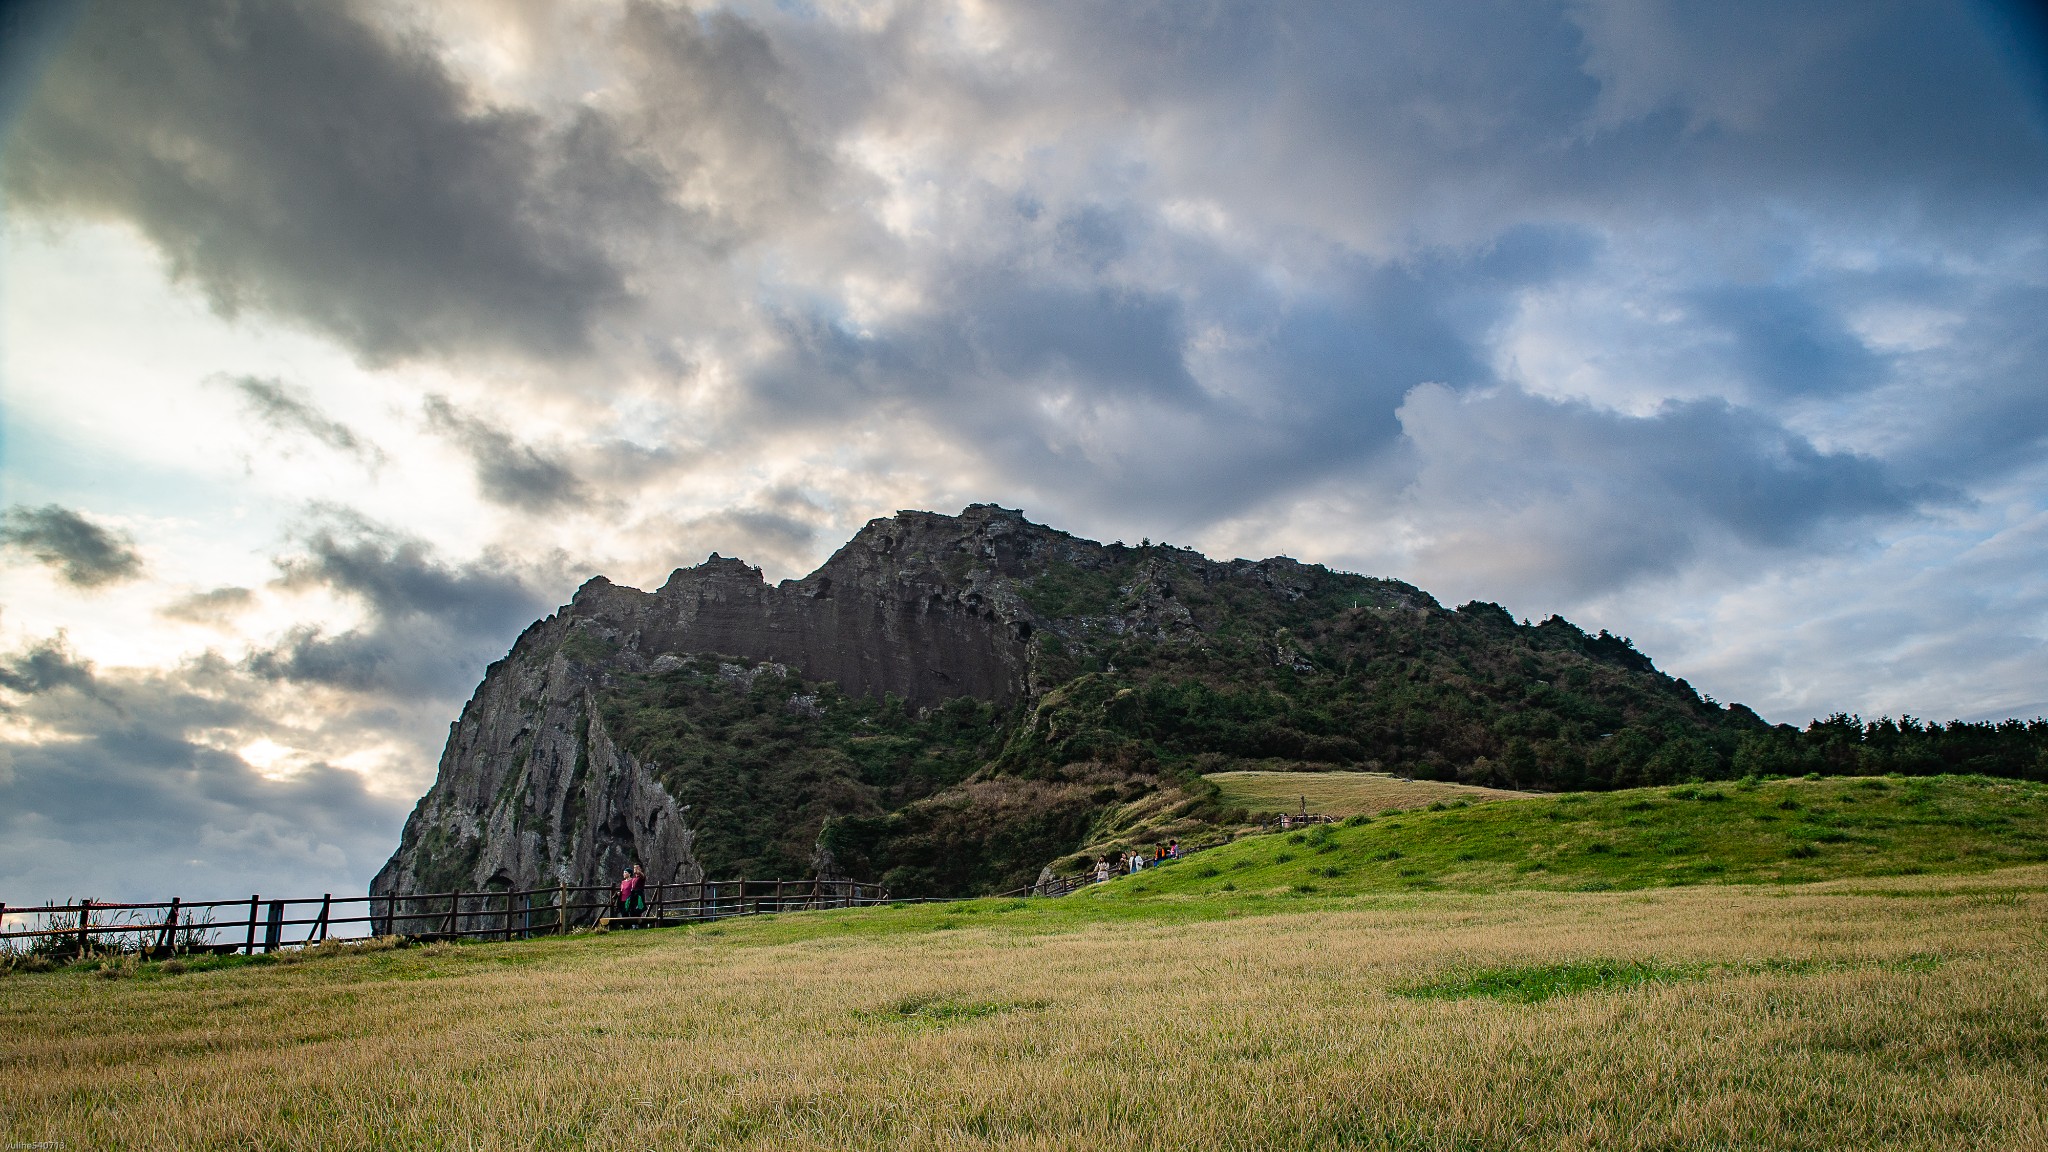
[
  {"xmin": 0, "ymin": 879, "xmax": 888, "ymax": 958},
  {"xmin": 2, "ymin": 808, "xmax": 1345, "ymax": 957}
]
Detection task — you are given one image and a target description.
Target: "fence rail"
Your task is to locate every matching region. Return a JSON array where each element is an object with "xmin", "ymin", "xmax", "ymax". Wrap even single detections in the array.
[
  {"xmin": 3, "ymin": 813, "xmax": 1338, "ymax": 955},
  {"xmin": 0, "ymin": 878, "xmax": 889, "ymax": 958}
]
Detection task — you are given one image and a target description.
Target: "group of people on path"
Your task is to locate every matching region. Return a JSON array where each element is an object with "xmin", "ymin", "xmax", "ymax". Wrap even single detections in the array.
[
  {"xmin": 1091, "ymin": 840, "xmax": 1183, "ymax": 883},
  {"xmin": 617, "ymin": 864, "xmax": 646, "ymax": 918}
]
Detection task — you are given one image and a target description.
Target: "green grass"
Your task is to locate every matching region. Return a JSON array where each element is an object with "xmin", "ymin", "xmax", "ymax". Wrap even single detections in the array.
[
  {"xmin": 1080, "ymin": 774, "xmax": 2048, "ymax": 900},
  {"xmin": 858, "ymin": 993, "xmax": 1049, "ymax": 1028},
  {"xmin": 335, "ymin": 773, "xmax": 2040, "ymax": 958},
  {"xmin": 1395, "ymin": 959, "xmax": 1710, "ymax": 1003},
  {"xmin": 1393, "ymin": 955, "xmax": 1943, "ymax": 1004},
  {"xmin": 1204, "ymin": 769, "xmax": 1528, "ymax": 817}
]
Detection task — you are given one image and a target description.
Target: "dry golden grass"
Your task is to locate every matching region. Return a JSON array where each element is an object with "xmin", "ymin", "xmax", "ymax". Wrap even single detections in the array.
[
  {"xmin": 4, "ymin": 866, "xmax": 2046, "ymax": 1150},
  {"xmin": 1207, "ymin": 769, "xmax": 1531, "ymax": 816}
]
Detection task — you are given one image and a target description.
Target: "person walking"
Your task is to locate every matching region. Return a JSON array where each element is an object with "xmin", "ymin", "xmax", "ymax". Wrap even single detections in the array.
[
  {"xmin": 629, "ymin": 864, "xmax": 647, "ymax": 917},
  {"xmin": 1095, "ymin": 856, "xmax": 1112, "ymax": 883}
]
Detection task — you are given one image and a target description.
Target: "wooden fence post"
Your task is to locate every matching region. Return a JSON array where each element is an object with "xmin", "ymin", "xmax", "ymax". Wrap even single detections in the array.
[
  {"xmin": 313, "ymin": 895, "xmax": 331, "ymax": 944},
  {"xmin": 264, "ymin": 900, "xmax": 284, "ymax": 953},
  {"xmin": 557, "ymin": 882, "xmax": 568, "ymax": 934},
  {"xmin": 446, "ymin": 891, "xmax": 461, "ymax": 938},
  {"xmin": 502, "ymin": 890, "xmax": 514, "ymax": 942},
  {"xmin": 244, "ymin": 895, "xmax": 259, "ymax": 955},
  {"xmin": 77, "ymin": 899, "xmax": 92, "ymax": 956}
]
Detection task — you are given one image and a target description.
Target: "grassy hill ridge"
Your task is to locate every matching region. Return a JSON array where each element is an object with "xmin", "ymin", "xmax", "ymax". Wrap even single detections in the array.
[{"xmin": 1088, "ymin": 773, "xmax": 2048, "ymax": 900}]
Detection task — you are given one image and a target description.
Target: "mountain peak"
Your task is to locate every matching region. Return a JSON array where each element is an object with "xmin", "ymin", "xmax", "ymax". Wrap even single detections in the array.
[{"xmin": 374, "ymin": 507, "xmax": 1757, "ymax": 902}]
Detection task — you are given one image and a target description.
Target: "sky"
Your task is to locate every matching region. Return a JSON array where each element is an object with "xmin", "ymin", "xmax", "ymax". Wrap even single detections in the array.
[{"xmin": 2, "ymin": 0, "xmax": 2047, "ymax": 903}]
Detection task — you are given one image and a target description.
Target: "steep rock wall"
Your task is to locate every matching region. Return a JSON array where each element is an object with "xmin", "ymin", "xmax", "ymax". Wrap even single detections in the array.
[
  {"xmin": 373, "ymin": 505, "xmax": 1049, "ymax": 898},
  {"xmin": 371, "ymin": 627, "xmax": 702, "ymax": 900}
]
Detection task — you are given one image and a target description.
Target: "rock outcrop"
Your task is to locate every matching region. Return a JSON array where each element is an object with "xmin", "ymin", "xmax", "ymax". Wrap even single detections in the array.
[
  {"xmin": 373, "ymin": 504, "xmax": 1057, "ymax": 898},
  {"xmin": 370, "ymin": 637, "xmax": 702, "ymax": 899}
]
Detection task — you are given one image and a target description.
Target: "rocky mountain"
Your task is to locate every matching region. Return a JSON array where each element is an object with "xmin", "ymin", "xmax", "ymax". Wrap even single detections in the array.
[{"xmin": 372, "ymin": 504, "xmax": 1766, "ymax": 900}]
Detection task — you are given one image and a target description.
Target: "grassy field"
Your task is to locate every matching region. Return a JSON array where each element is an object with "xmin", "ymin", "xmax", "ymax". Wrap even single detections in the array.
[
  {"xmin": 1122, "ymin": 773, "xmax": 2048, "ymax": 897},
  {"xmin": 5, "ymin": 775, "xmax": 2047, "ymax": 1151},
  {"xmin": 1204, "ymin": 769, "xmax": 1530, "ymax": 817}
]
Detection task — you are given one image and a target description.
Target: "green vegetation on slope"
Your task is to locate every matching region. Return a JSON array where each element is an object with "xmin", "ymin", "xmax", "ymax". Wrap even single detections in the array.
[
  {"xmin": 574, "ymin": 519, "xmax": 2048, "ymax": 899},
  {"xmin": 998, "ymin": 595, "xmax": 1764, "ymax": 790},
  {"xmin": 598, "ymin": 656, "xmax": 1013, "ymax": 885},
  {"xmin": 1086, "ymin": 774, "xmax": 2048, "ymax": 899},
  {"xmin": 1205, "ymin": 769, "xmax": 1528, "ymax": 817}
]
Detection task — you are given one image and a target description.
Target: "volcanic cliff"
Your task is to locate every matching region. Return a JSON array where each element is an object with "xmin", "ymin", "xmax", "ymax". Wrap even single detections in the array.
[{"xmin": 374, "ymin": 504, "xmax": 1765, "ymax": 899}]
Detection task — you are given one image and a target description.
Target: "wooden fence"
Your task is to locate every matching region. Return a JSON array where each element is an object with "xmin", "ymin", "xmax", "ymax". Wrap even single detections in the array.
[{"xmin": 0, "ymin": 879, "xmax": 889, "ymax": 958}]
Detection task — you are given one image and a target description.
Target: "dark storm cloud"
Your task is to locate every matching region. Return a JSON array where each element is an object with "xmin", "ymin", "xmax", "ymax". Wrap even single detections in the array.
[
  {"xmin": 224, "ymin": 376, "xmax": 380, "ymax": 464},
  {"xmin": 1881, "ymin": 282, "xmax": 2048, "ymax": 486},
  {"xmin": 987, "ymin": 0, "xmax": 2048, "ymax": 238},
  {"xmin": 1686, "ymin": 286, "xmax": 1886, "ymax": 400},
  {"xmin": 0, "ymin": 640, "xmax": 405, "ymax": 901},
  {"xmin": 1397, "ymin": 385, "xmax": 1937, "ymax": 597},
  {"xmin": 699, "ymin": 0, "xmax": 2044, "ymax": 548},
  {"xmin": 0, "ymin": 635, "xmax": 97, "ymax": 696},
  {"xmin": 0, "ymin": 504, "xmax": 144, "ymax": 588},
  {"xmin": 0, "ymin": 0, "xmax": 652, "ymax": 363},
  {"xmin": 750, "ymin": 223, "xmax": 1579, "ymax": 525},
  {"xmin": 422, "ymin": 396, "xmax": 589, "ymax": 512},
  {"xmin": 252, "ymin": 513, "xmax": 558, "ymax": 698}
]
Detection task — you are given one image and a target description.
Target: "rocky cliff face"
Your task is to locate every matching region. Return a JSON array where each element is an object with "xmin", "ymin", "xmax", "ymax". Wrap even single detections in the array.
[
  {"xmin": 376, "ymin": 503, "xmax": 1765, "ymax": 899},
  {"xmin": 369, "ymin": 626, "xmax": 703, "ymax": 898},
  {"xmin": 374, "ymin": 505, "xmax": 1064, "ymax": 897}
]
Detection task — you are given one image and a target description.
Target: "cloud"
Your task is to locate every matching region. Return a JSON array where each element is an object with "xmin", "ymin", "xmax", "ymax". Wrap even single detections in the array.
[
  {"xmin": 223, "ymin": 375, "xmax": 382, "ymax": 464},
  {"xmin": 160, "ymin": 586, "xmax": 256, "ymax": 627},
  {"xmin": 422, "ymin": 395, "xmax": 589, "ymax": 512},
  {"xmin": 0, "ymin": 504, "xmax": 145, "ymax": 588},
  {"xmin": 744, "ymin": 225, "xmax": 1577, "ymax": 528},
  {"xmin": 0, "ymin": 0, "xmax": 651, "ymax": 363},
  {"xmin": 0, "ymin": 639, "xmax": 406, "ymax": 901},
  {"xmin": 0, "ymin": 635, "xmax": 97, "ymax": 697},
  {"xmin": 1389, "ymin": 383, "xmax": 1936, "ymax": 600},
  {"xmin": 252, "ymin": 512, "xmax": 559, "ymax": 698}
]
